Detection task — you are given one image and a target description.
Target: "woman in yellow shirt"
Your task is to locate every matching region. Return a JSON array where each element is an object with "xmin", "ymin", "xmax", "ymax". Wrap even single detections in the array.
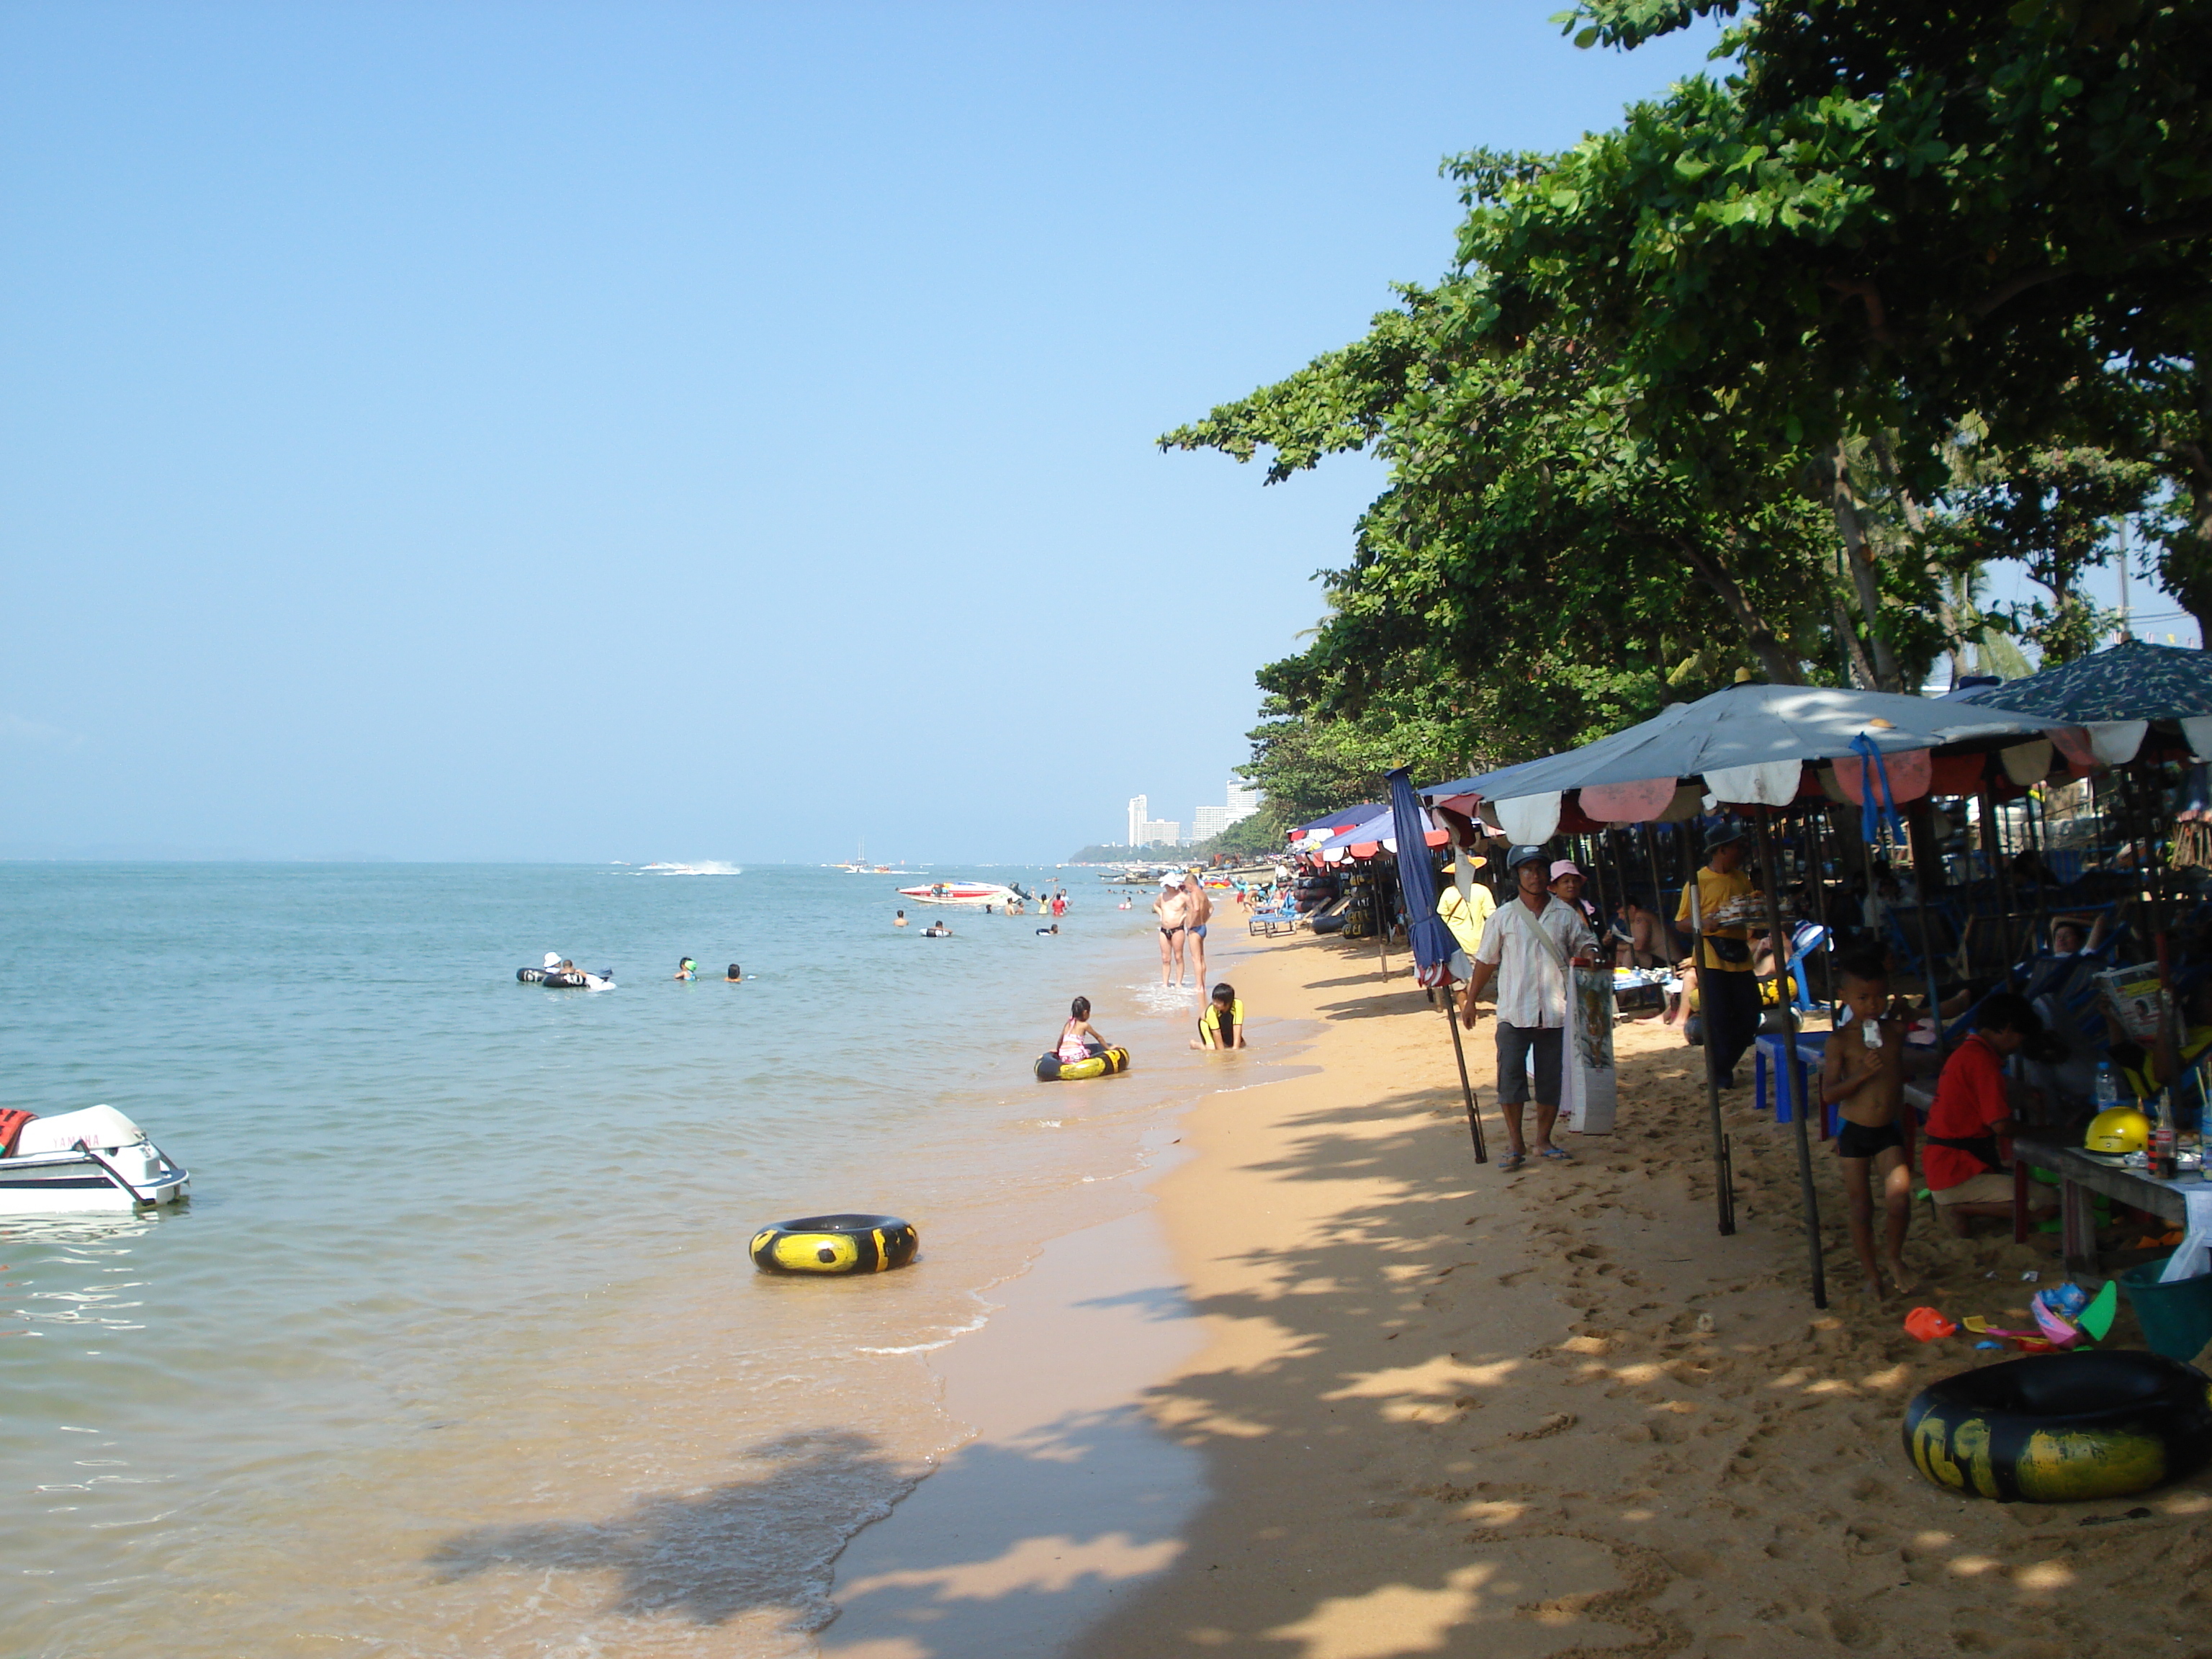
[{"xmin": 1437, "ymin": 858, "xmax": 1496, "ymax": 959}]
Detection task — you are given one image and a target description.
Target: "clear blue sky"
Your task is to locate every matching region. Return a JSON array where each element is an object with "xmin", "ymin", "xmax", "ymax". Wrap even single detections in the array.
[{"xmin": 4, "ymin": 2, "xmax": 1725, "ymax": 863}]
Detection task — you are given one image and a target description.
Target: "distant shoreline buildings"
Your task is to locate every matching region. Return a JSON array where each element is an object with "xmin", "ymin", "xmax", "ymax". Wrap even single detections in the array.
[{"xmin": 1124, "ymin": 780, "xmax": 1262, "ymax": 850}]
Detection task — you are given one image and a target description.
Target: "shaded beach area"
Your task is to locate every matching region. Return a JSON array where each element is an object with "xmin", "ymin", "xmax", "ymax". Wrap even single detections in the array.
[{"xmin": 832, "ymin": 918, "xmax": 2212, "ymax": 1658}]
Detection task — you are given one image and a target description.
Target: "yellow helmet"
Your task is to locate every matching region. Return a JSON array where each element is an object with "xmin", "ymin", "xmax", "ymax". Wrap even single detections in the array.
[{"xmin": 2085, "ymin": 1107, "xmax": 2151, "ymax": 1157}]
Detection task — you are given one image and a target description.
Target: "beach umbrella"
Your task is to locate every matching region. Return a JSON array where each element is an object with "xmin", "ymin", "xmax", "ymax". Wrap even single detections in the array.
[
  {"xmin": 1956, "ymin": 639, "xmax": 2212, "ymax": 764},
  {"xmin": 1287, "ymin": 804, "xmax": 1382, "ymax": 844},
  {"xmin": 1389, "ymin": 770, "xmax": 1455, "ymax": 989},
  {"xmin": 1390, "ymin": 766, "xmax": 1485, "ymax": 1164},
  {"xmin": 1424, "ymin": 683, "xmax": 2068, "ymax": 837}
]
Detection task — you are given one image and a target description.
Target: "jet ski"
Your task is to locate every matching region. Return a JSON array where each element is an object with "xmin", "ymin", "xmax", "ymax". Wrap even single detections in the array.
[{"xmin": 0, "ymin": 1105, "xmax": 189, "ymax": 1215}]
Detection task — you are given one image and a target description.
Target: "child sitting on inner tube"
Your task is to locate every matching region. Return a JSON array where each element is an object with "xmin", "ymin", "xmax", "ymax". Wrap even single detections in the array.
[
  {"xmin": 1057, "ymin": 997, "xmax": 1110, "ymax": 1064},
  {"xmin": 1191, "ymin": 983, "xmax": 1247, "ymax": 1050}
]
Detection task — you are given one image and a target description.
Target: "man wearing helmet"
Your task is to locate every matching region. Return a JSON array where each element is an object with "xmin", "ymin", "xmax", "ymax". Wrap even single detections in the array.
[{"xmin": 1457, "ymin": 844, "xmax": 1598, "ymax": 1172}]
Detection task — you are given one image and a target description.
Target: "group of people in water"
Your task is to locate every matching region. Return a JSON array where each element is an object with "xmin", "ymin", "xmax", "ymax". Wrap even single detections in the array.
[{"xmin": 670, "ymin": 958, "xmax": 743, "ymax": 981}]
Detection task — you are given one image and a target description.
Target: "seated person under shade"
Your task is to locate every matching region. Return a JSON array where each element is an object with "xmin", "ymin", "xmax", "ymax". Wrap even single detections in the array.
[{"xmin": 1925, "ymin": 992, "xmax": 2058, "ymax": 1235}]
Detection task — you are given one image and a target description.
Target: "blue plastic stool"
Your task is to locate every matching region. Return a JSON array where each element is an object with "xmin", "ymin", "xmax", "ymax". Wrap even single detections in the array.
[{"xmin": 1755, "ymin": 1031, "xmax": 1833, "ymax": 1130}]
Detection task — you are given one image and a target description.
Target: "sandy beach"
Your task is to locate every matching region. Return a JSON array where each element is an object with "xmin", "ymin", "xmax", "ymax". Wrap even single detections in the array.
[{"xmin": 836, "ymin": 910, "xmax": 2212, "ymax": 1659}]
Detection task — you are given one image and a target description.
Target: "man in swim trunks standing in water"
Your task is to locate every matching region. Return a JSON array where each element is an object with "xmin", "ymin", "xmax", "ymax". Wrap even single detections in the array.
[
  {"xmin": 1154, "ymin": 873, "xmax": 1189, "ymax": 988},
  {"xmin": 1182, "ymin": 867, "xmax": 1213, "ymax": 992}
]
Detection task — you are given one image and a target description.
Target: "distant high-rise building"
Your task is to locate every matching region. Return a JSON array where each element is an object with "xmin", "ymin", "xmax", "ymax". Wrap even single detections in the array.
[
  {"xmin": 1188, "ymin": 778, "xmax": 1263, "ymax": 843},
  {"xmin": 1125, "ymin": 793, "xmax": 1181, "ymax": 847}
]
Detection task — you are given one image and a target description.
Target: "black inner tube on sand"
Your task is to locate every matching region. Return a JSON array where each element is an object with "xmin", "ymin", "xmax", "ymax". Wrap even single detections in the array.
[{"xmin": 1904, "ymin": 1349, "xmax": 2212, "ymax": 1502}]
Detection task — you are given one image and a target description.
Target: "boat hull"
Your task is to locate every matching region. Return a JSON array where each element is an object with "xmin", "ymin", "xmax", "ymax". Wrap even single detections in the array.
[
  {"xmin": 0, "ymin": 1148, "xmax": 189, "ymax": 1215},
  {"xmin": 896, "ymin": 884, "xmax": 1016, "ymax": 907}
]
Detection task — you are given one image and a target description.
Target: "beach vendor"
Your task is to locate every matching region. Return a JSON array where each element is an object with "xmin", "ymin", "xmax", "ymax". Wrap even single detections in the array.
[
  {"xmin": 1191, "ymin": 982, "xmax": 1248, "ymax": 1050},
  {"xmin": 1818, "ymin": 962, "xmax": 1915, "ymax": 1296},
  {"xmin": 1925, "ymin": 992, "xmax": 2058, "ymax": 1235},
  {"xmin": 1548, "ymin": 860, "xmax": 1602, "ymax": 935},
  {"xmin": 1676, "ymin": 827, "xmax": 1760, "ymax": 1089},
  {"xmin": 1436, "ymin": 857, "xmax": 1495, "ymax": 965},
  {"xmin": 1457, "ymin": 845, "xmax": 1598, "ymax": 1172}
]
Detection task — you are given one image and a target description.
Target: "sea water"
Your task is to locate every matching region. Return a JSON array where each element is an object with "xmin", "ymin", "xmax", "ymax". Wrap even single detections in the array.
[{"xmin": 0, "ymin": 863, "xmax": 1208, "ymax": 1657}]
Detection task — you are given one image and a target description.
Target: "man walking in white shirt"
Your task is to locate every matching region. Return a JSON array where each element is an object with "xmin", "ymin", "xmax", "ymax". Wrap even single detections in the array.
[{"xmin": 1457, "ymin": 845, "xmax": 1599, "ymax": 1172}]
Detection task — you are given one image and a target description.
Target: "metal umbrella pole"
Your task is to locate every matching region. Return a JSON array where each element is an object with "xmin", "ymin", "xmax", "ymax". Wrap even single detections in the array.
[
  {"xmin": 1449, "ymin": 989, "xmax": 1488, "ymax": 1162},
  {"xmin": 1684, "ymin": 840, "xmax": 1737, "ymax": 1236},
  {"xmin": 1907, "ymin": 801, "xmax": 1948, "ymax": 1021},
  {"xmin": 1754, "ymin": 807, "xmax": 1826, "ymax": 1308}
]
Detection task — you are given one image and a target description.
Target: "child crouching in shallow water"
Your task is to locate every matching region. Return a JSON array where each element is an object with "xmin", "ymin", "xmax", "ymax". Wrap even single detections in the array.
[
  {"xmin": 1191, "ymin": 983, "xmax": 1247, "ymax": 1050},
  {"xmin": 1820, "ymin": 961, "xmax": 1916, "ymax": 1297}
]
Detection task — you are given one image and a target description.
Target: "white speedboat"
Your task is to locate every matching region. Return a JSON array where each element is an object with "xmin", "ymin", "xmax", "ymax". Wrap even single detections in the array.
[
  {"xmin": 0, "ymin": 1106, "xmax": 189, "ymax": 1215},
  {"xmin": 896, "ymin": 881, "xmax": 1018, "ymax": 907}
]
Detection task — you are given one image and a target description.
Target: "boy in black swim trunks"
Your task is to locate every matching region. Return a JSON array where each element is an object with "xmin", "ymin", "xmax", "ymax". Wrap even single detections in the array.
[{"xmin": 1820, "ymin": 964, "xmax": 1916, "ymax": 1298}]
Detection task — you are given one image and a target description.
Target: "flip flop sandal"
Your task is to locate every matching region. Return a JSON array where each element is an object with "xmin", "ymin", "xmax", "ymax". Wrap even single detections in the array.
[
  {"xmin": 1536, "ymin": 1147, "xmax": 1576, "ymax": 1163},
  {"xmin": 1498, "ymin": 1152, "xmax": 1527, "ymax": 1172}
]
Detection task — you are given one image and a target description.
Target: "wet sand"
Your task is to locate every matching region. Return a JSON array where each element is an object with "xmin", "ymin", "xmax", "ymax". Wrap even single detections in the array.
[{"xmin": 835, "ymin": 911, "xmax": 2212, "ymax": 1658}]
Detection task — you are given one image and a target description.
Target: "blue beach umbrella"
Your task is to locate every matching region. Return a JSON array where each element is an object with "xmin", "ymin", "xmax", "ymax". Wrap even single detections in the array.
[
  {"xmin": 1388, "ymin": 765, "xmax": 1486, "ymax": 1162},
  {"xmin": 1388, "ymin": 768, "xmax": 1455, "ymax": 989}
]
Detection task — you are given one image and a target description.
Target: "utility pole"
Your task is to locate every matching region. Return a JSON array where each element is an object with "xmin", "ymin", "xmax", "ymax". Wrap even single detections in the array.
[{"xmin": 2118, "ymin": 518, "xmax": 2133, "ymax": 643}]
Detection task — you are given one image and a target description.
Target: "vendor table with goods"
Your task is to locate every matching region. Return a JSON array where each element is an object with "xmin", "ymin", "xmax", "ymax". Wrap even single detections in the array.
[{"xmin": 2011, "ymin": 1135, "xmax": 2212, "ymax": 1280}]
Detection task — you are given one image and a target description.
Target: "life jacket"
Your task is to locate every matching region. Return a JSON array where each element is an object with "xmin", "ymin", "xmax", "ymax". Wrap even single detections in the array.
[
  {"xmin": 2121, "ymin": 1024, "xmax": 2212, "ymax": 1111},
  {"xmin": 0, "ymin": 1108, "xmax": 37, "ymax": 1156},
  {"xmin": 1200, "ymin": 999, "xmax": 1245, "ymax": 1048}
]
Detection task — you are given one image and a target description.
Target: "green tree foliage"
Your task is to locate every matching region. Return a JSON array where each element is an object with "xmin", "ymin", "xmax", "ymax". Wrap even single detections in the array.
[
  {"xmin": 1164, "ymin": 290, "xmax": 1853, "ymax": 768},
  {"xmin": 1175, "ymin": 0, "xmax": 2204, "ymax": 806},
  {"xmin": 1508, "ymin": 0, "xmax": 2212, "ymax": 626}
]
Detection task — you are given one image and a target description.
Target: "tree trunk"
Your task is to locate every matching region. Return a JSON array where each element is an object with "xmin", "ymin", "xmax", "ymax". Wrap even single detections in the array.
[
  {"xmin": 1871, "ymin": 436, "xmax": 1965, "ymax": 682},
  {"xmin": 1831, "ymin": 444, "xmax": 1903, "ymax": 691},
  {"xmin": 1677, "ymin": 538, "xmax": 1806, "ymax": 685},
  {"xmin": 1831, "ymin": 592, "xmax": 1878, "ymax": 688},
  {"xmin": 2156, "ymin": 438, "xmax": 2212, "ymax": 642}
]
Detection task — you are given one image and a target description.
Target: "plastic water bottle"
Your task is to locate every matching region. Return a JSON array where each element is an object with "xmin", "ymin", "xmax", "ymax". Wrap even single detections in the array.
[{"xmin": 2095, "ymin": 1062, "xmax": 2121, "ymax": 1112}]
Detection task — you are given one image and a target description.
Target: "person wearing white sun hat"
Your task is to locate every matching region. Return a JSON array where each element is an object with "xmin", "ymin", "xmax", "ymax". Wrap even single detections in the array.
[{"xmin": 1153, "ymin": 873, "xmax": 1190, "ymax": 989}]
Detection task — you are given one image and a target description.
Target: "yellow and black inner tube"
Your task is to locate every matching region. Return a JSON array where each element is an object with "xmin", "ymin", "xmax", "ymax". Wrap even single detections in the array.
[
  {"xmin": 1903, "ymin": 1350, "xmax": 2212, "ymax": 1502},
  {"xmin": 750, "ymin": 1213, "xmax": 919, "ymax": 1275},
  {"xmin": 1035, "ymin": 1046, "xmax": 1130, "ymax": 1082}
]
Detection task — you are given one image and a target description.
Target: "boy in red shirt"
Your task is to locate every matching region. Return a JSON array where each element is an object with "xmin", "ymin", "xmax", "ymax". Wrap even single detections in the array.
[{"xmin": 1925, "ymin": 992, "xmax": 2058, "ymax": 1236}]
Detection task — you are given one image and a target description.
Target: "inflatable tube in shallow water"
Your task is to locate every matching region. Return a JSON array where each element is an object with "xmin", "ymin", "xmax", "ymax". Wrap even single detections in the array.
[
  {"xmin": 1034, "ymin": 1046, "xmax": 1130, "ymax": 1082},
  {"xmin": 1904, "ymin": 1349, "xmax": 2212, "ymax": 1502},
  {"xmin": 517, "ymin": 967, "xmax": 548, "ymax": 982},
  {"xmin": 750, "ymin": 1213, "xmax": 919, "ymax": 1275}
]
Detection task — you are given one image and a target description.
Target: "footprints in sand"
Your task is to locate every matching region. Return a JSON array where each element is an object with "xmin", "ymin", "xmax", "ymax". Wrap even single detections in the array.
[{"xmin": 1506, "ymin": 1411, "xmax": 1578, "ymax": 1442}]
